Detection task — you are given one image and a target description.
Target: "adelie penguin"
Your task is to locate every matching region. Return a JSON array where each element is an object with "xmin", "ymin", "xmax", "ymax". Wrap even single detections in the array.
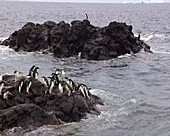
[
  {"xmin": 42, "ymin": 76, "xmax": 49, "ymax": 87},
  {"xmin": 60, "ymin": 70, "xmax": 66, "ymax": 81},
  {"xmin": 50, "ymin": 73, "xmax": 60, "ymax": 83},
  {"xmin": 18, "ymin": 80, "xmax": 24, "ymax": 93},
  {"xmin": 14, "ymin": 70, "xmax": 22, "ymax": 82},
  {"xmin": 3, "ymin": 91, "xmax": 13, "ymax": 100},
  {"xmin": 58, "ymin": 82, "xmax": 63, "ymax": 93},
  {"xmin": 61, "ymin": 81, "xmax": 71, "ymax": 96},
  {"xmin": 78, "ymin": 85, "xmax": 86, "ymax": 98},
  {"xmin": 138, "ymin": 33, "xmax": 140, "ymax": 40},
  {"xmin": 27, "ymin": 65, "xmax": 36, "ymax": 77},
  {"xmin": 65, "ymin": 78, "xmax": 75, "ymax": 93},
  {"xmin": 48, "ymin": 80, "xmax": 55, "ymax": 94},
  {"xmin": 32, "ymin": 67, "xmax": 39, "ymax": 79},
  {"xmin": 0, "ymin": 82, "xmax": 4, "ymax": 96},
  {"xmin": 26, "ymin": 81, "xmax": 32, "ymax": 93},
  {"xmin": 77, "ymin": 84, "xmax": 91, "ymax": 99},
  {"xmin": 85, "ymin": 13, "xmax": 88, "ymax": 20},
  {"xmin": 27, "ymin": 65, "xmax": 39, "ymax": 78},
  {"xmin": 0, "ymin": 75, "xmax": 2, "ymax": 81}
]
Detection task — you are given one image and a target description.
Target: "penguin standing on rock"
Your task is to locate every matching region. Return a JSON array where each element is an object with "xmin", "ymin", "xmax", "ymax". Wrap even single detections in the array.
[
  {"xmin": 138, "ymin": 33, "xmax": 140, "ymax": 40},
  {"xmin": 85, "ymin": 13, "xmax": 88, "ymax": 20},
  {"xmin": 26, "ymin": 81, "xmax": 32, "ymax": 93},
  {"xmin": 18, "ymin": 80, "xmax": 24, "ymax": 93},
  {"xmin": 42, "ymin": 76, "xmax": 49, "ymax": 87},
  {"xmin": 27, "ymin": 65, "xmax": 39, "ymax": 78},
  {"xmin": 77, "ymin": 84, "xmax": 91, "ymax": 99},
  {"xmin": 0, "ymin": 82, "xmax": 4, "ymax": 96},
  {"xmin": 49, "ymin": 80, "xmax": 55, "ymax": 94},
  {"xmin": 27, "ymin": 65, "xmax": 36, "ymax": 77},
  {"xmin": 61, "ymin": 81, "xmax": 71, "ymax": 96},
  {"xmin": 60, "ymin": 70, "xmax": 66, "ymax": 81},
  {"xmin": 3, "ymin": 91, "xmax": 13, "ymax": 100},
  {"xmin": 14, "ymin": 70, "xmax": 22, "ymax": 82},
  {"xmin": 51, "ymin": 73, "xmax": 60, "ymax": 83},
  {"xmin": 32, "ymin": 67, "xmax": 39, "ymax": 79},
  {"xmin": 0, "ymin": 75, "xmax": 2, "ymax": 81},
  {"xmin": 58, "ymin": 82, "xmax": 63, "ymax": 93}
]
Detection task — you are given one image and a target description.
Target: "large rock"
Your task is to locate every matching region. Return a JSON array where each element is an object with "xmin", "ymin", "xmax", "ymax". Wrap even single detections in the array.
[
  {"xmin": 1, "ymin": 20, "xmax": 151, "ymax": 60},
  {"xmin": 0, "ymin": 104, "xmax": 60, "ymax": 132},
  {"xmin": 0, "ymin": 70, "xmax": 104, "ymax": 132}
]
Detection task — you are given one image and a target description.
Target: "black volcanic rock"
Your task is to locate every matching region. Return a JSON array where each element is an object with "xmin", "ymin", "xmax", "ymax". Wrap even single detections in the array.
[
  {"xmin": 0, "ymin": 69, "xmax": 104, "ymax": 132},
  {"xmin": 0, "ymin": 104, "xmax": 60, "ymax": 132},
  {"xmin": 1, "ymin": 20, "xmax": 151, "ymax": 60}
]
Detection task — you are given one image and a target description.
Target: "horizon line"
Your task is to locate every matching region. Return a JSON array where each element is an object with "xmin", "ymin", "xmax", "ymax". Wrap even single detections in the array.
[{"xmin": 3, "ymin": 0, "xmax": 169, "ymax": 4}]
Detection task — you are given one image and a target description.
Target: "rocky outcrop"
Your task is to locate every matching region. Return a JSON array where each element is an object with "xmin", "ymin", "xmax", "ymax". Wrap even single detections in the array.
[
  {"xmin": 1, "ymin": 20, "xmax": 151, "ymax": 60},
  {"xmin": 0, "ymin": 67, "xmax": 103, "ymax": 132}
]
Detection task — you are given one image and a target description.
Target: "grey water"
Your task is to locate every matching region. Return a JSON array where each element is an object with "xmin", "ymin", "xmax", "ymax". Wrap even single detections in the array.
[{"xmin": 0, "ymin": 1, "xmax": 170, "ymax": 136}]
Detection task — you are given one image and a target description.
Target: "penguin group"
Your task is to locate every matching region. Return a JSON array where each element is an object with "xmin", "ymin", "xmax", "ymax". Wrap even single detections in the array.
[
  {"xmin": 0, "ymin": 65, "xmax": 92, "ymax": 100},
  {"xmin": 41, "ymin": 68, "xmax": 91, "ymax": 99},
  {"xmin": 0, "ymin": 65, "xmax": 39, "ymax": 100}
]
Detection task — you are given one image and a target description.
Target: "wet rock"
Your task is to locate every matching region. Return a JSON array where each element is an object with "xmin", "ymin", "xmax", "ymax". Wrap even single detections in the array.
[
  {"xmin": 0, "ymin": 104, "xmax": 60, "ymax": 132},
  {"xmin": 0, "ymin": 69, "xmax": 103, "ymax": 131},
  {"xmin": 1, "ymin": 20, "xmax": 151, "ymax": 60}
]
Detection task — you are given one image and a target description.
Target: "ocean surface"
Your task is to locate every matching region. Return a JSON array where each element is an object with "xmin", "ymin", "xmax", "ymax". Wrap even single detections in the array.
[{"xmin": 1, "ymin": 1, "xmax": 170, "ymax": 136}]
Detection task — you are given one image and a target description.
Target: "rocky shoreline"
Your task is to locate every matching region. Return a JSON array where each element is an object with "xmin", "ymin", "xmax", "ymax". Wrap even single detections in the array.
[
  {"xmin": 1, "ymin": 20, "xmax": 152, "ymax": 60},
  {"xmin": 0, "ymin": 66, "xmax": 103, "ymax": 132}
]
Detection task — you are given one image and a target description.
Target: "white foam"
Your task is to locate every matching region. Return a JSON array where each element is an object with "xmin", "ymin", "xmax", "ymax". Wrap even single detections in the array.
[
  {"xmin": 141, "ymin": 34, "xmax": 154, "ymax": 42},
  {"xmin": 141, "ymin": 33, "xmax": 170, "ymax": 42},
  {"xmin": 117, "ymin": 53, "xmax": 133, "ymax": 59},
  {"xmin": 0, "ymin": 46, "xmax": 16, "ymax": 57},
  {"xmin": 0, "ymin": 37, "xmax": 8, "ymax": 42}
]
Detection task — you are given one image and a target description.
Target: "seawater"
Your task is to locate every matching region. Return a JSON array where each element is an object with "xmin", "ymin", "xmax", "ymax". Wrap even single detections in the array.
[{"xmin": 0, "ymin": 1, "xmax": 170, "ymax": 136}]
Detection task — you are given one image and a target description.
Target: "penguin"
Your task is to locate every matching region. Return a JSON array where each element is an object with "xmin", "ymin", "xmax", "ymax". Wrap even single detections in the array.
[
  {"xmin": 85, "ymin": 13, "xmax": 88, "ymax": 20},
  {"xmin": 0, "ymin": 75, "xmax": 2, "ymax": 81},
  {"xmin": 51, "ymin": 69, "xmax": 60, "ymax": 77},
  {"xmin": 26, "ymin": 81, "xmax": 32, "ymax": 93},
  {"xmin": 3, "ymin": 91, "xmax": 13, "ymax": 99},
  {"xmin": 60, "ymin": 70, "xmax": 66, "ymax": 81},
  {"xmin": 49, "ymin": 80, "xmax": 55, "ymax": 94},
  {"xmin": 84, "ymin": 86, "xmax": 91, "ymax": 99},
  {"xmin": 73, "ymin": 81, "xmax": 79, "ymax": 91},
  {"xmin": 77, "ymin": 84, "xmax": 91, "ymax": 99},
  {"xmin": 0, "ymin": 82, "xmax": 4, "ymax": 96},
  {"xmin": 41, "ymin": 76, "xmax": 49, "ymax": 87},
  {"xmin": 14, "ymin": 70, "xmax": 22, "ymax": 82},
  {"xmin": 51, "ymin": 73, "xmax": 60, "ymax": 83},
  {"xmin": 54, "ymin": 69, "xmax": 60, "ymax": 75},
  {"xmin": 18, "ymin": 80, "xmax": 24, "ymax": 93},
  {"xmin": 78, "ymin": 85, "xmax": 86, "ymax": 98},
  {"xmin": 27, "ymin": 65, "xmax": 36, "ymax": 77},
  {"xmin": 62, "ymin": 81, "xmax": 71, "ymax": 96},
  {"xmin": 65, "ymin": 78, "xmax": 75, "ymax": 93},
  {"xmin": 58, "ymin": 82, "xmax": 63, "ymax": 93},
  {"xmin": 32, "ymin": 67, "xmax": 39, "ymax": 79},
  {"xmin": 76, "ymin": 52, "xmax": 81, "ymax": 59},
  {"xmin": 138, "ymin": 33, "xmax": 140, "ymax": 40}
]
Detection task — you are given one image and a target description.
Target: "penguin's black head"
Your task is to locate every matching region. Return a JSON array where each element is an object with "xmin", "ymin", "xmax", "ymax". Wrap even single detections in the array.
[
  {"xmin": 55, "ymin": 69, "xmax": 60, "ymax": 74},
  {"xmin": 35, "ymin": 67, "xmax": 39, "ymax": 70},
  {"xmin": 14, "ymin": 70, "xmax": 18, "ymax": 74}
]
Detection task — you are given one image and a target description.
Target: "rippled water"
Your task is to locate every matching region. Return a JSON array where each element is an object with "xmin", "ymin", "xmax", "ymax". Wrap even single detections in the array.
[{"xmin": 1, "ymin": 1, "xmax": 170, "ymax": 136}]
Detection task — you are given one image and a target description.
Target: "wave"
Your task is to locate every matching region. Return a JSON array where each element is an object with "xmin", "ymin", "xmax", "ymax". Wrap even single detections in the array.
[
  {"xmin": 140, "ymin": 33, "xmax": 170, "ymax": 42},
  {"xmin": 2, "ymin": 89, "xmax": 137, "ymax": 136},
  {"xmin": 0, "ymin": 37, "xmax": 8, "ymax": 42}
]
